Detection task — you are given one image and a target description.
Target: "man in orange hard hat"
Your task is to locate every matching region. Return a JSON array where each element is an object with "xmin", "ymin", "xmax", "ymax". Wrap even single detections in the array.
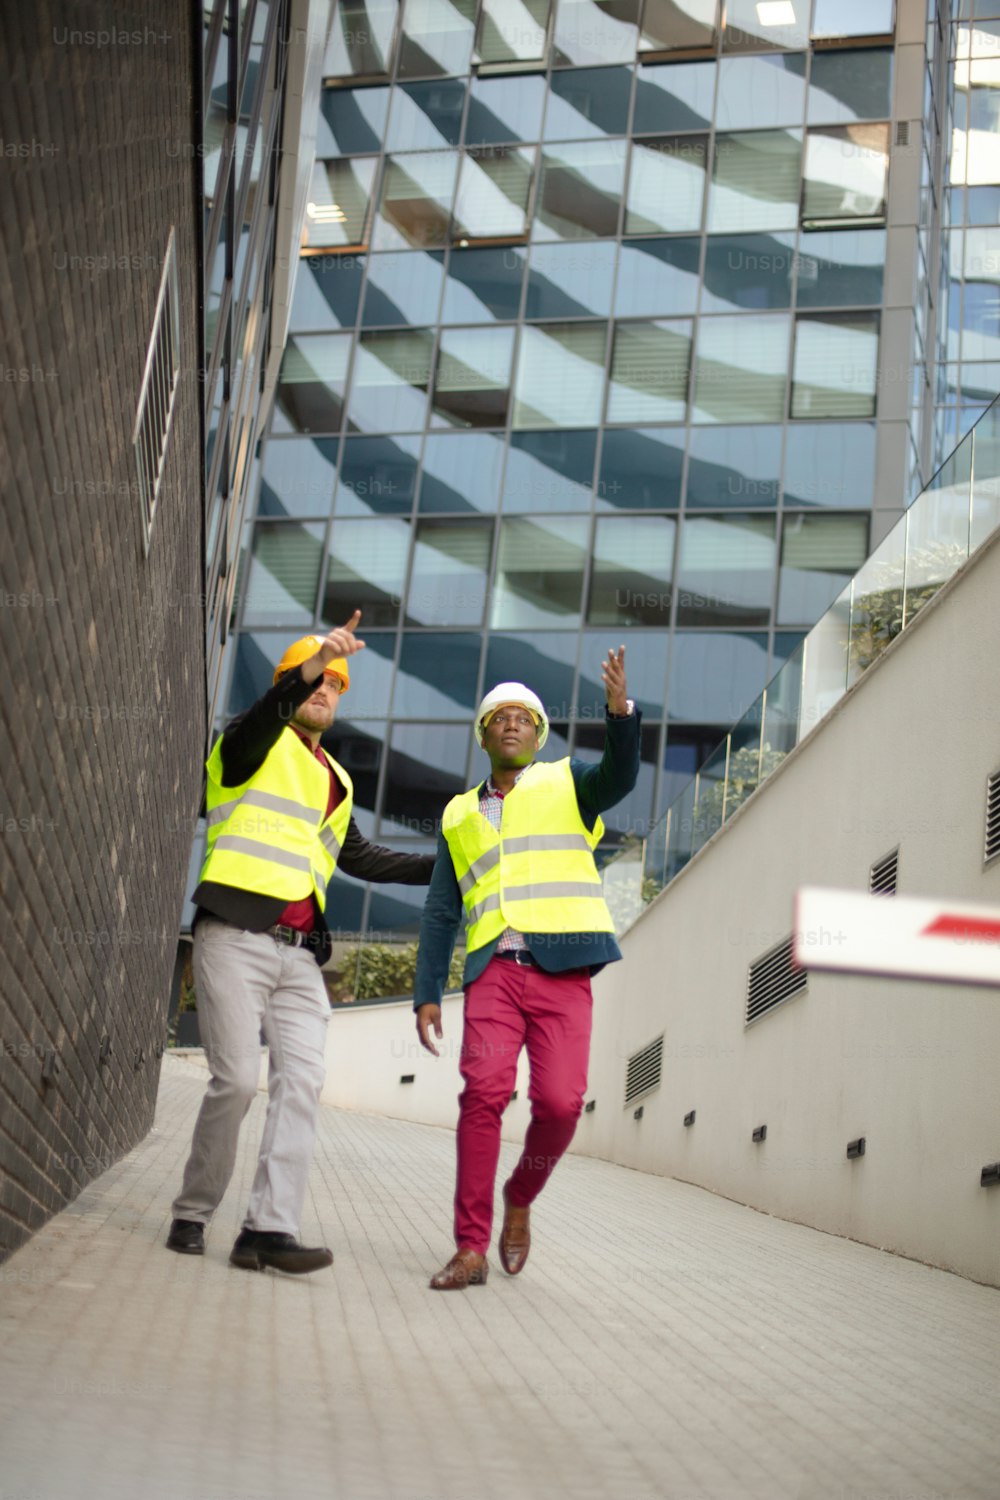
[{"xmin": 167, "ymin": 611, "xmax": 435, "ymax": 1274}]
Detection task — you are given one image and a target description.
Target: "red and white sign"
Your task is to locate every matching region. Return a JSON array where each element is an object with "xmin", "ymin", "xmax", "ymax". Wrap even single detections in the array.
[{"xmin": 793, "ymin": 887, "xmax": 1000, "ymax": 987}]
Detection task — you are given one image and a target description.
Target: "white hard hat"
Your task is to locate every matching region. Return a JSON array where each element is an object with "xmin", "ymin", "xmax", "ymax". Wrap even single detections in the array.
[{"xmin": 475, "ymin": 681, "xmax": 549, "ymax": 750}]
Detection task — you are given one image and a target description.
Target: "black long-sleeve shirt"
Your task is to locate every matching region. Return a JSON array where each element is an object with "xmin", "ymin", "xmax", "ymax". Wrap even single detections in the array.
[{"xmin": 193, "ymin": 666, "xmax": 435, "ymax": 963}]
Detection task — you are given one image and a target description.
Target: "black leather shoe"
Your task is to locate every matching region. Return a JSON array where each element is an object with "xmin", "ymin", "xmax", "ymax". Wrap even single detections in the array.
[
  {"xmin": 166, "ymin": 1218, "xmax": 205, "ymax": 1255},
  {"xmin": 229, "ymin": 1229, "xmax": 333, "ymax": 1275}
]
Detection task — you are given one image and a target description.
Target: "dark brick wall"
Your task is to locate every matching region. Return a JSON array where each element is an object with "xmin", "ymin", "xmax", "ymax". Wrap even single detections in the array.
[{"xmin": 0, "ymin": 1, "xmax": 205, "ymax": 1257}]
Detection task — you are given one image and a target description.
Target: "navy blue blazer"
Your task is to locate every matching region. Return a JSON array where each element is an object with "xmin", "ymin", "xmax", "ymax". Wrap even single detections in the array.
[{"xmin": 412, "ymin": 708, "xmax": 642, "ymax": 1011}]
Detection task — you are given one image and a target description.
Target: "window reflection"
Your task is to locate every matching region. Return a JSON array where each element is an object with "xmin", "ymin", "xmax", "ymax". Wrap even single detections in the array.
[
  {"xmin": 395, "ymin": 633, "xmax": 483, "ymax": 711},
  {"xmin": 667, "ymin": 631, "xmax": 770, "ymax": 723},
  {"xmin": 554, "ymin": 0, "xmax": 639, "ymax": 65},
  {"xmin": 615, "ymin": 238, "xmax": 701, "ymax": 316},
  {"xmin": 811, "ymin": 0, "xmax": 894, "ymax": 39},
  {"xmin": 338, "ymin": 433, "xmax": 419, "ymax": 515},
  {"xmin": 324, "ymin": 0, "xmax": 399, "ymax": 80},
  {"xmin": 466, "ymin": 74, "xmax": 546, "ymax": 145},
  {"xmin": 807, "ymin": 49, "xmax": 892, "ymax": 125},
  {"xmin": 801, "ymin": 125, "xmax": 889, "ymax": 226},
  {"xmin": 491, "ymin": 516, "xmax": 589, "ymax": 627},
  {"xmin": 385, "ymin": 80, "xmax": 466, "ymax": 150},
  {"xmin": 304, "ymin": 159, "xmax": 378, "ymax": 249},
  {"xmin": 348, "ymin": 329, "xmax": 435, "ymax": 430},
  {"xmin": 502, "ymin": 430, "xmax": 596, "ymax": 511},
  {"xmin": 686, "ymin": 426, "xmax": 781, "ymax": 508},
  {"xmin": 778, "ymin": 513, "xmax": 868, "ymax": 624},
  {"xmin": 574, "ymin": 721, "xmax": 659, "ymax": 839},
  {"xmin": 441, "ymin": 246, "xmax": 525, "ymax": 321},
  {"xmin": 483, "ymin": 632, "xmax": 578, "ymax": 723},
  {"xmin": 419, "ymin": 432, "xmax": 506, "ymax": 511},
  {"xmin": 701, "ymin": 233, "xmax": 795, "ymax": 311},
  {"xmin": 361, "ymin": 250, "xmax": 445, "ymax": 327},
  {"xmin": 431, "ymin": 326, "xmax": 515, "ymax": 427},
  {"xmin": 692, "ymin": 314, "xmax": 790, "ymax": 423},
  {"xmin": 587, "ymin": 516, "xmax": 676, "ymax": 625},
  {"xmin": 632, "ymin": 62, "xmax": 716, "ymax": 132},
  {"xmin": 323, "ymin": 517, "xmax": 410, "ymax": 627},
  {"xmin": 374, "ymin": 152, "xmax": 459, "ymax": 249},
  {"xmin": 708, "ymin": 130, "xmax": 802, "ymax": 234},
  {"xmin": 795, "ymin": 229, "xmax": 884, "ymax": 307},
  {"xmin": 405, "ymin": 523, "xmax": 493, "ymax": 626},
  {"xmin": 260, "ymin": 437, "xmax": 338, "ymax": 518},
  {"xmin": 525, "ymin": 242, "xmax": 617, "ymax": 318},
  {"xmin": 534, "ymin": 141, "xmax": 626, "ymax": 240},
  {"xmin": 274, "ymin": 333, "xmax": 352, "ymax": 433},
  {"xmin": 722, "ymin": 0, "xmax": 809, "ymax": 53},
  {"xmin": 792, "ymin": 313, "xmax": 879, "ymax": 418},
  {"xmin": 715, "ymin": 55, "xmax": 806, "ymax": 131},
  {"xmin": 512, "ymin": 322, "xmax": 607, "ymax": 427},
  {"xmin": 782, "ymin": 423, "xmax": 876, "ymax": 507},
  {"xmin": 381, "ymin": 725, "xmax": 471, "ymax": 836},
  {"xmin": 626, "ymin": 135, "xmax": 708, "ymax": 234},
  {"xmin": 578, "ymin": 630, "xmax": 667, "ymax": 719},
  {"xmin": 397, "ymin": 0, "xmax": 475, "ymax": 77},
  {"xmin": 675, "ymin": 515, "xmax": 776, "ymax": 626},
  {"xmin": 639, "ymin": 0, "xmax": 717, "ymax": 54},
  {"xmin": 545, "ymin": 67, "xmax": 632, "ymax": 139},
  {"xmin": 291, "ymin": 254, "xmax": 365, "ymax": 332},
  {"xmin": 243, "ymin": 522, "xmax": 326, "ymax": 626},
  {"xmin": 608, "ymin": 320, "xmax": 692, "ymax": 423},
  {"xmin": 318, "ymin": 87, "xmax": 390, "ymax": 155},
  {"xmin": 475, "ymin": 0, "xmax": 551, "ymax": 66},
  {"xmin": 452, "ymin": 146, "xmax": 535, "ymax": 241},
  {"xmin": 597, "ymin": 428, "xmax": 684, "ymax": 510}
]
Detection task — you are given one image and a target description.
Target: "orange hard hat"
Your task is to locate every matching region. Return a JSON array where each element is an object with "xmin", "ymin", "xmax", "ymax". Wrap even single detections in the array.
[{"xmin": 272, "ymin": 635, "xmax": 350, "ymax": 692}]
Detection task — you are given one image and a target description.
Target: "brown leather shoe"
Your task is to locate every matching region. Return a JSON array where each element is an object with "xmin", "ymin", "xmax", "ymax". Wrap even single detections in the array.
[
  {"xmin": 499, "ymin": 1182, "xmax": 530, "ymax": 1275},
  {"xmin": 429, "ymin": 1248, "xmax": 488, "ymax": 1290}
]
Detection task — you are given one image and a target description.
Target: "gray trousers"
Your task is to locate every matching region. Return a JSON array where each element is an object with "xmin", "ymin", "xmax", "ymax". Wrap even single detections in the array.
[{"xmin": 171, "ymin": 919, "xmax": 330, "ymax": 1235}]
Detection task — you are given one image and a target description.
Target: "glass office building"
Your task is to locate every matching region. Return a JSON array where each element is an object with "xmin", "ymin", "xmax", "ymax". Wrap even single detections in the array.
[{"xmin": 222, "ymin": 0, "xmax": 996, "ymax": 938}]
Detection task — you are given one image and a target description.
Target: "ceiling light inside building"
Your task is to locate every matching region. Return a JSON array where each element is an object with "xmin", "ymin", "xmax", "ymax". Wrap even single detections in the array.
[
  {"xmin": 756, "ymin": 1, "xmax": 796, "ymax": 23},
  {"xmin": 306, "ymin": 201, "xmax": 346, "ymax": 223}
]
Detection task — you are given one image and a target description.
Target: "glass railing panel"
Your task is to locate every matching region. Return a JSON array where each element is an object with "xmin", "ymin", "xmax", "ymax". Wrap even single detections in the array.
[
  {"xmin": 724, "ymin": 698, "xmax": 766, "ymax": 822},
  {"xmin": 762, "ymin": 643, "xmax": 803, "ymax": 761},
  {"xmin": 903, "ymin": 442, "xmax": 972, "ymax": 627},
  {"xmin": 848, "ymin": 523, "xmax": 906, "ymax": 688},
  {"xmin": 971, "ymin": 402, "xmax": 1000, "ymax": 551},
  {"xmin": 802, "ymin": 581, "xmax": 852, "ymax": 723},
  {"xmin": 692, "ymin": 735, "xmax": 730, "ymax": 855},
  {"xmin": 665, "ymin": 776, "xmax": 697, "ymax": 884},
  {"xmin": 602, "ymin": 837, "xmax": 647, "ymax": 937}
]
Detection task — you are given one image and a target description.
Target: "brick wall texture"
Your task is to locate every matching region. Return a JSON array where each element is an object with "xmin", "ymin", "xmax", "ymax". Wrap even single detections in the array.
[{"xmin": 0, "ymin": 1, "xmax": 206, "ymax": 1258}]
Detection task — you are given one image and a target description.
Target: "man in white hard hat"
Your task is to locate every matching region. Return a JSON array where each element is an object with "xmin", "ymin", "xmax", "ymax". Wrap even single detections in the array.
[{"xmin": 414, "ymin": 647, "xmax": 639, "ymax": 1289}]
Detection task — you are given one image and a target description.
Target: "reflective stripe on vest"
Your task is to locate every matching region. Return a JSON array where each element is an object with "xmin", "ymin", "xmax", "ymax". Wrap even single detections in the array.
[
  {"xmin": 198, "ymin": 726, "xmax": 354, "ymax": 913},
  {"xmin": 441, "ymin": 759, "xmax": 615, "ymax": 951}
]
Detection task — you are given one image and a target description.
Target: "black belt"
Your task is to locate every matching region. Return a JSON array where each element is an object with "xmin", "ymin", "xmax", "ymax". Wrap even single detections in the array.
[
  {"xmin": 496, "ymin": 950, "xmax": 537, "ymax": 967},
  {"xmin": 268, "ymin": 923, "xmax": 313, "ymax": 948}
]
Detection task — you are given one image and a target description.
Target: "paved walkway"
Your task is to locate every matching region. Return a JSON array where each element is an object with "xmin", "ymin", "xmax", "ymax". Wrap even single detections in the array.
[{"xmin": 1, "ymin": 1055, "xmax": 998, "ymax": 1500}]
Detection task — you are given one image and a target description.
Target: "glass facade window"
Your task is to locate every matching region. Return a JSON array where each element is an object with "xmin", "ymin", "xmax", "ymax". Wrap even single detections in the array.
[
  {"xmin": 791, "ymin": 313, "xmax": 879, "ymax": 418},
  {"xmin": 397, "ymin": 0, "xmax": 475, "ymax": 78},
  {"xmin": 259, "ymin": 437, "xmax": 338, "ymax": 518},
  {"xmin": 483, "ymin": 631, "xmax": 577, "ymax": 718},
  {"xmin": 323, "ymin": 516, "xmax": 410, "ymax": 626},
  {"xmin": 723, "ymin": 0, "xmax": 809, "ymax": 53},
  {"xmin": 274, "ymin": 333, "xmax": 352, "ymax": 433},
  {"xmin": 615, "ymin": 237, "xmax": 701, "ymax": 316},
  {"xmin": 535, "ymin": 141, "xmax": 627, "ymax": 240},
  {"xmin": 526, "ymin": 242, "xmax": 617, "ymax": 318},
  {"xmin": 675, "ymin": 515, "xmax": 776, "ymax": 626},
  {"xmin": 806, "ymin": 50, "xmax": 893, "ymax": 126},
  {"xmin": 667, "ymin": 631, "xmax": 770, "ymax": 723},
  {"xmin": 512, "ymin": 322, "xmax": 607, "ymax": 427},
  {"xmin": 474, "ymin": 0, "xmax": 551, "ymax": 67},
  {"xmin": 596, "ymin": 427, "xmax": 684, "ymax": 509},
  {"xmin": 465, "ymin": 74, "xmax": 546, "ymax": 144},
  {"xmin": 381, "ymin": 725, "xmax": 471, "ymax": 834},
  {"xmin": 701, "ymin": 233, "xmax": 795, "ymax": 311},
  {"xmin": 795, "ymin": 228, "xmax": 885, "ymax": 307},
  {"xmin": 453, "ymin": 146, "xmax": 534, "ymax": 240},
  {"xmin": 801, "ymin": 125, "xmax": 890, "ymax": 226},
  {"xmin": 587, "ymin": 516, "xmax": 676, "ymax": 625},
  {"xmin": 502, "ymin": 429, "xmax": 596, "ymax": 510},
  {"xmin": 811, "ymin": 0, "xmax": 894, "ymax": 40},
  {"xmin": 626, "ymin": 135, "xmax": 708, "ymax": 234},
  {"xmin": 692, "ymin": 313, "xmax": 790, "ymax": 423},
  {"xmin": 385, "ymin": 80, "xmax": 466, "ymax": 150},
  {"xmin": 318, "ymin": 87, "xmax": 390, "ymax": 156},
  {"xmin": 782, "ymin": 422, "xmax": 876, "ymax": 507},
  {"xmin": 545, "ymin": 67, "xmax": 632, "ymax": 138},
  {"xmin": 608, "ymin": 320, "xmax": 692, "ymax": 422},
  {"xmin": 639, "ymin": 0, "xmax": 717, "ymax": 55},
  {"xmin": 715, "ymin": 54, "xmax": 806, "ymax": 131},
  {"xmin": 361, "ymin": 249, "xmax": 444, "ymax": 327},
  {"xmin": 348, "ymin": 329, "xmax": 435, "ymax": 430},
  {"xmin": 419, "ymin": 431, "xmax": 505, "ymax": 510},
  {"xmin": 394, "ymin": 632, "xmax": 483, "ymax": 713},
  {"xmin": 405, "ymin": 522, "xmax": 493, "ymax": 625},
  {"xmin": 291, "ymin": 255, "xmax": 365, "ymax": 332},
  {"xmin": 374, "ymin": 152, "xmax": 459, "ymax": 249},
  {"xmin": 686, "ymin": 425, "xmax": 781, "ymax": 507},
  {"xmin": 431, "ymin": 325, "xmax": 515, "ymax": 426},
  {"xmin": 777, "ymin": 512, "xmax": 869, "ymax": 624},
  {"xmin": 491, "ymin": 516, "xmax": 589, "ymax": 627},
  {"xmin": 632, "ymin": 62, "xmax": 716, "ymax": 133},
  {"xmin": 554, "ymin": 0, "xmax": 640, "ymax": 66},
  {"xmin": 578, "ymin": 629, "xmax": 668, "ymax": 718},
  {"xmin": 441, "ymin": 245, "xmax": 525, "ymax": 321},
  {"xmin": 242, "ymin": 522, "xmax": 326, "ymax": 626},
  {"xmin": 324, "ymin": 0, "xmax": 399, "ymax": 81},
  {"xmin": 338, "ymin": 433, "xmax": 419, "ymax": 514},
  {"xmin": 304, "ymin": 159, "xmax": 378, "ymax": 248},
  {"xmin": 708, "ymin": 130, "xmax": 802, "ymax": 233}
]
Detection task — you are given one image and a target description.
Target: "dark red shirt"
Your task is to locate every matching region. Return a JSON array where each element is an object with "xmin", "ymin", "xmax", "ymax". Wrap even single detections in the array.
[{"xmin": 276, "ymin": 727, "xmax": 343, "ymax": 933}]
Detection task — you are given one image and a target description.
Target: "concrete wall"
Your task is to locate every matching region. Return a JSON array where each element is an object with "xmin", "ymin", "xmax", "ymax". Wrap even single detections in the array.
[
  {"xmin": 320, "ymin": 531, "xmax": 1000, "ymax": 1286},
  {"xmin": 0, "ymin": 1, "xmax": 204, "ymax": 1258}
]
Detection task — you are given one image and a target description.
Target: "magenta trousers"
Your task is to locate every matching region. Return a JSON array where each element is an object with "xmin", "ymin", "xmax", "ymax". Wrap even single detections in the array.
[{"xmin": 453, "ymin": 955, "xmax": 593, "ymax": 1254}]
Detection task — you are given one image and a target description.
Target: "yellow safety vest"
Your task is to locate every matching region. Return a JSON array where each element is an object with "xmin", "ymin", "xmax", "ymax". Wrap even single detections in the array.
[
  {"xmin": 198, "ymin": 727, "xmax": 353, "ymax": 913},
  {"xmin": 441, "ymin": 759, "xmax": 615, "ymax": 952}
]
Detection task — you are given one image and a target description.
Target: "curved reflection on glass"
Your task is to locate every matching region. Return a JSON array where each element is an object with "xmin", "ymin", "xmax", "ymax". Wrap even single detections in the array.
[
  {"xmin": 291, "ymin": 254, "xmax": 365, "ymax": 332},
  {"xmin": 483, "ymin": 630, "xmax": 578, "ymax": 721},
  {"xmin": 686, "ymin": 425, "xmax": 781, "ymax": 508},
  {"xmin": 452, "ymin": 146, "xmax": 534, "ymax": 241},
  {"xmin": 782, "ymin": 422, "xmax": 876, "ymax": 508},
  {"xmin": 405, "ymin": 522, "xmax": 493, "ymax": 626},
  {"xmin": 587, "ymin": 516, "xmax": 676, "ymax": 626},
  {"xmin": 381, "ymin": 724, "xmax": 472, "ymax": 838},
  {"xmin": 692, "ymin": 313, "xmax": 790, "ymax": 424},
  {"xmin": 675, "ymin": 516, "xmax": 776, "ymax": 627},
  {"xmin": 626, "ymin": 135, "xmax": 708, "ymax": 234},
  {"xmin": 801, "ymin": 125, "xmax": 889, "ymax": 226},
  {"xmin": 242, "ymin": 522, "xmax": 326, "ymax": 626},
  {"xmin": 512, "ymin": 322, "xmax": 607, "ymax": 427},
  {"xmin": 475, "ymin": 0, "xmax": 550, "ymax": 65},
  {"xmin": 324, "ymin": 0, "xmax": 398, "ymax": 81},
  {"xmin": 397, "ymin": 0, "xmax": 476, "ymax": 78},
  {"xmin": 260, "ymin": 437, "xmax": 338, "ymax": 518},
  {"xmin": 441, "ymin": 246, "xmax": 525, "ymax": 322},
  {"xmin": 554, "ymin": 0, "xmax": 639, "ymax": 65},
  {"xmin": 544, "ymin": 67, "xmax": 633, "ymax": 139},
  {"xmin": 395, "ymin": 632, "xmax": 484, "ymax": 711},
  {"xmin": 791, "ymin": 313, "xmax": 879, "ymax": 419},
  {"xmin": 466, "ymin": 74, "xmax": 546, "ymax": 145},
  {"xmin": 534, "ymin": 141, "xmax": 626, "ymax": 241},
  {"xmin": 807, "ymin": 49, "xmax": 892, "ymax": 126},
  {"xmin": 338, "ymin": 433, "xmax": 419, "ymax": 515},
  {"xmin": 632, "ymin": 62, "xmax": 716, "ymax": 134},
  {"xmin": 778, "ymin": 512, "xmax": 869, "ymax": 626},
  {"xmin": 525, "ymin": 242, "xmax": 617, "ymax": 318},
  {"xmin": 361, "ymin": 250, "xmax": 444, "ymax": 327},
  {"xmin": 502, "ymin": 430, "xmax": 597, "ymax": 512},
  {"xmin": 274, "ymin": 333, "xmax": 353, "ymax": 434},
  {"xmin": 491, "ymin": 516, "xmax": 590, "ymax": 628},
  {"xmin": 597, "ymin": 427, "xmax": 684, "ymax": 510},
  {"xmin": 608, "ymin": 320, "xmax": 692, "ymax": 423},
  {"xmin": 431, "ymin": 326, "xmax": 515, "ymax": 428},
  {"xmin": 615, "ymin": 238, "xmax": 701, "ymax": 317},
  {"xmin": 374, "ymin": 152, "xmax": 459, "ymax": 250},
  {"xmin": 667, "ymin": 630, "xmax": 770, "ymax": 722},
  {"xmin": 708, "ymin": 130, "xmax": 802, "ymax": 234},
  {"xmin": 385, "ymin": 80, "xmax": 466, "ymax": 151},
  {"xmin": 419, "ymin": 431, "xmax": 506, "ymax": 511},
  {"xmin": 715, "ymin": 54, "xmax": 806, "ymax": 131},
  {"xmin": 304, "ymin": 159, "xmax": 378, "ymax": 249},
  {"xmin": 323, "ymin": 516, "xmax": 410, "ymax": 628},
  {"xmin": 318, "ymin": 87, "xmax": 390, "ymax": 156},
  {"xmin": 794, "ymin": 228, "xmax": 884, "ymax": 307},
  {"xmin": 348, "ymin": 329, "xmax": 434, "ymax": 431},
  {"xmin": 700, "ymin": 233, "xmax": 795, "ymax": 311}
]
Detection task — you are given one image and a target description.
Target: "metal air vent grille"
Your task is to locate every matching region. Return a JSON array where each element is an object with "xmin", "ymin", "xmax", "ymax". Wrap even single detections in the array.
[
  {"xmin": 746, "ymin": 935, "xmax": 807, "ymax": 1025},
  {"xmin": 869, "ymin": 847, "xmax": 898, "ymax": 896},
  {"xmin": 986, "ymin": 772, "xmax": 1000, "ymax": 864},
  {"xmin": 624, "ymin": 1034, "xmax": 664, "ymax": 1107}
]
